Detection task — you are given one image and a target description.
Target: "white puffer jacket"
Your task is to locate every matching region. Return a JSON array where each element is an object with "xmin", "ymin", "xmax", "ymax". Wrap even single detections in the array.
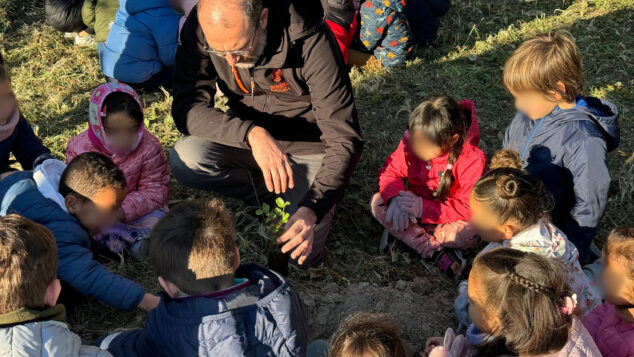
[{"xmin": 0, "ymin": 320, "xmax": 112, "ymax": 357}]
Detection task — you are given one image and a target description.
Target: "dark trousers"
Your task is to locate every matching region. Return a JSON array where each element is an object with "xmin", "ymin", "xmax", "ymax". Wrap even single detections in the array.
[{"xmin": 169, "ymin": 136, "xmax": 334, "ymax": 267}]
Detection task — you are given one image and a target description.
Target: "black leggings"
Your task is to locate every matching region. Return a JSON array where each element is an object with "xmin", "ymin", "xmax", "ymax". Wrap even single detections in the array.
[{"xmin": 44, "ymin": 0, "xmax": 85, "ymax": 33}]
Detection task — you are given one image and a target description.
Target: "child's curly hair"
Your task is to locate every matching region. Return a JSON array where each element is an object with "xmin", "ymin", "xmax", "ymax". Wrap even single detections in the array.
[
  {"xmin": 489, "ymin": 149, "xmax": 523, "ymax": 170},
  {"xmin": 474, "ymin": 248, "xmax": 575, "ymax": 355}
]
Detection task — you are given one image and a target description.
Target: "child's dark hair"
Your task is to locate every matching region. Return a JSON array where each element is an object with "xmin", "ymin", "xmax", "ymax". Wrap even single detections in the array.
[
  {"xmin": 0, "ymin": 51, "xmax": 8, "ymax": 83},
  {"xmin": 472, "ymin": 167, "xmax": 553, "ymax": 230},
  {"xmin": 408, "ymin": 94, "xmax": 470, "ymax": 201},
  {"xmin": 59, "ymin": 152, "xmax": 127, "ymax": 200},
  {"xmin": 474, "ymin": 248, "xmax": 574, "ymax": 355},
  {"xmin": 604, "ymin": 227, "xmax": 634, "ymax": 279},
  {"xmin": 102, "ymin": 91, "xmax": 143, "ymax": 126},
  {"xmin": 149, "ymin": 199, "xmax": 237, "ymax": 295},
  {"xmin": 329, "ymin": 312, "xmax": 408, "ymax": 357}
]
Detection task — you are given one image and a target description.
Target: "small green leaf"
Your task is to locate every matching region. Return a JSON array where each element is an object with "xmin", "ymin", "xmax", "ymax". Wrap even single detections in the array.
[
  {"xmin": 275, "ymin": 197, "xmax": 285, "ymax": 208},
  {"xmin": 262, "ymin": 203, "xmax": 270, "ymax": 213},
  {"xmin": 283, "ymin": 212, "xmax": 290, "ymax": 222},
  {"xmin": 274, "ymin": 207, "xmax": 282, "ymax": 214},
  {"xmin": 255, "ymin": 209, "xmax": 263, "ymax": 215}
]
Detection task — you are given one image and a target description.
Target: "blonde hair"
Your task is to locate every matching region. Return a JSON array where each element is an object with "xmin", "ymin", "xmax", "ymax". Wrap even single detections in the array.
[
  {"xmin": 503, "ymin": 31, "xmax": 584, "ymax": 102},
  {"xmin": 0, "ymin": 215, "xmax": 57, "ymax": 313},
  {"xmin": 330, "ymin": 312, "xmax": 408, "ymax": 357},
  {"xmin": 604, "ymin": 227, "xmax": 634, "ymax": 279}
]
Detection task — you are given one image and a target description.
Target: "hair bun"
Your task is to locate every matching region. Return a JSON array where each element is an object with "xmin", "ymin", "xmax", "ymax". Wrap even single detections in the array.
[
  {"xmin": 497, "ymin": 175, "xmax": 521, "ymax": 199},
  {"xmin": 490, "ymin": 149, "xmax": 523, "ymax": 170}
]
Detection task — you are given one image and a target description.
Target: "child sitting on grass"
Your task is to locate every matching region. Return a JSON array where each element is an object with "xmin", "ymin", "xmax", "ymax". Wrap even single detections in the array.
[
  {"xmin": 0, "ymin": 214, "xmax": 112, "ymax": 356},
  {"xmin": 371, "ymin": 95, "xmax": 486, "ymax": 277},
  {"xmin": 583, "ymin": 227, "xmax": 634, "ymax": 357},
  {"xmin": 327, "ymin": 312, "xmax": 413, "ymax": 357},
  {"xmin": 358, "ymin": 0, "xmax": 413, "ymax": 68},
  {"xmin": 427, "ymin": 248, "xmax": 601, "ymax": 357},
  {"xmin": 66, "ymin": 83, "xmax": 169, "ymax": 260},
  {"xmin": 0, "ymin": 52, "xmax": 53, "ymax": 173},
  {"xmin": 502, "ymin": 31, "xmax": 620, "ymax": 264},
  {"xmin": 100, "ymin": 199, "xmax": 308, "ymax": 356},
  {"xmin": 99, "ymin": 0, "xmax": 197, "ymax": 91},
  {"xmin": 0, "ymin": 152, "xmax": 159, "ymax": 312},
  {"xmin": 454, "ymin": 149, "xmax": 600, "ymax": 329}
]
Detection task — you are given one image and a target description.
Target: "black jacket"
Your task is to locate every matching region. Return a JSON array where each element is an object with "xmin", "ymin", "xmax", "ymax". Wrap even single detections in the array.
[{"xmin": 172, "ymin": 0, "xmax": 363, "ymax": 220}]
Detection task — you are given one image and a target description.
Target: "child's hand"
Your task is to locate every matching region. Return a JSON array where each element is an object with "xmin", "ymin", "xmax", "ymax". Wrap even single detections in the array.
[
  {"xmin": 386, "ymin": 198, "xmax": 411, "ymax": 231},
  {"xmin": 138, "ymin": 293, "xmax": 160, "ymax": 311},
  {"xmin": 397, "ymin": 191, "xmax": 423, "ymax": 219}
]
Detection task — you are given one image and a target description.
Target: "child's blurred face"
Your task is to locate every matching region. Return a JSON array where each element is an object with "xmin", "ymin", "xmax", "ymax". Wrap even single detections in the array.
[
  {"xmin": 600, "ymin": 252, "xmax": 634, "ymax": 321},
  {"xmin": 510, "ymin": 89, "xmax": 561, "ymax": 120},
  {"xmin": 0, "ymin": 80, "xmax": 17, "ymax": 125},
  {"xmin": 468, "ymin": 265, "xmax": 500, "ymax": 334},
  {"xmin": 103, "ymin": 112, "xmax": 140, "ymax": 153},
  {"xmin": 70, "ymin": 186, "xmax": 125, "ymax": 236},
  {"xmin": 409, "ymin": 130, "xmax": 445, "ymax": 162},
  {"xmin": 469, "ymin": 194, "xmax": 510, "ymax": 243}
]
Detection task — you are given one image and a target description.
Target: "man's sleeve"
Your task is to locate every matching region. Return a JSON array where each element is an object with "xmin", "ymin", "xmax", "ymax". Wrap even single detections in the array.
[
  {"xmin": 171, "ymin": 9, "xmax": 254, "ymax": 149},
  {"xmin": 297, "ymin": 26, "xmax": 363, "ymax": 220}
]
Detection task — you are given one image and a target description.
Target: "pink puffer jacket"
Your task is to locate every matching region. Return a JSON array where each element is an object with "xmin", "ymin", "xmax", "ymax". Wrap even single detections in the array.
[
  {"xmin": 65, "ymin": 83, "xmax": 169, "ymax": 222},
  {"xmin": 584, "ymin": 302, "xmax": 634, "ymax": 357}
]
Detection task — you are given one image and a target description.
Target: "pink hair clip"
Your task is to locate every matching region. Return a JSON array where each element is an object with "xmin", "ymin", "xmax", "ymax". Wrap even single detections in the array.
[
  {"xmin": 445, "ymin": 164, "xmax": 454, "ymax": 171},
  {"xmin": 561, "ymin": 294, "xmax": 577, "ymax": 315},
  {"xmin": 101, "ymin": 105, "xmax": 108, "ymax": 117}
]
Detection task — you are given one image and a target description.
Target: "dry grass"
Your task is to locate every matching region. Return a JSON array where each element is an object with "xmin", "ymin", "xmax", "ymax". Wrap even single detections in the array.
[{"xmin": 1, "ymin": 0, "xmax": 633, "ymax": 347}]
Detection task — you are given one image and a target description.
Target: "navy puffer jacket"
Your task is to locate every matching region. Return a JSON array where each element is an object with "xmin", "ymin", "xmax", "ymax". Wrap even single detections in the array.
[
  {"xmin": 104, "ymin": 264, "xmax": 308, "ymax": 357},
  {"xmin": 503, "ymin": 96, "xmax": 619, "ymax": 262}
]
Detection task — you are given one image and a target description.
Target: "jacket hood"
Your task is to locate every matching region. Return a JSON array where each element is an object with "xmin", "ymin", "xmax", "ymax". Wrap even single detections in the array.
[
  {"xmin": 252, "ymin": 0, "xmax": 324, "ymax": 68},
  {"xmin": 549, "ymin": 96, "xmax": 620, "ymax": 152},
  {"xmin": 33, "ymin": 159, "xmax": 67, "ymax": 212},
  {"xmin": 121, "ymin": 0, "xmax": 173, "ymax": 15},
  {"xmin": 157, "ymin": 264, "xmax": 291, "ymax": 323},
  {"xmin": 0, "ymin": 305, "xmax": 66, "ymax": 327},
  {"xmin": 88, "ymin": 83, "xmax": 144, "ymax": 157},
  {"xmin": 459, "ymin": 99, "xmax": 480, "ymax": 147}
]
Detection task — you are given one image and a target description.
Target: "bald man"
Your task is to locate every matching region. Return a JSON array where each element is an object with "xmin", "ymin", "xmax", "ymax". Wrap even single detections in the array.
[{"xmin": 170, "ymin": 0, "xmax": 363, "ymax": 267}]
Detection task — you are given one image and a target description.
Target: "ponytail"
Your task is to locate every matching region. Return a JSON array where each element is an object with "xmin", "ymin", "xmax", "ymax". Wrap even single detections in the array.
[{"xmin": 408, "ymin": 95, "xmax": 470, "ymax": 201}]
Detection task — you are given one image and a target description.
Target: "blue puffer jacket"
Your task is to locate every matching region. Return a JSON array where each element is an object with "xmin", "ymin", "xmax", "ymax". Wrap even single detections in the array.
[
  {"xmin": 99, "ymin": 0, "xmax": 180, "ymax": 83},
  {"xmin": 503, "ymin": 96, "xmax": 619, "ymax": 262},
  {"xmin": 104, "ymin": 264, "xmax": 308, "ymax": 357},
  {"xmin": 0, "ymin": 171, "xmax": 145, "ymax": 311}
]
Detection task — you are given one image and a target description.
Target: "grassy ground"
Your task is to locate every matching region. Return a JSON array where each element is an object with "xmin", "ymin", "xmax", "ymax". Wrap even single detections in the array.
[{"xmin": 1, "ymin": 0, "xmax": 633, "ymax": 347}]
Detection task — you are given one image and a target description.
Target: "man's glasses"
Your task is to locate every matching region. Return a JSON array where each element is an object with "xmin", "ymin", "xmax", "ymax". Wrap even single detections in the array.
[{"xmin": 203, "ymin": 19, "xmax": 260, "ymax": 58}]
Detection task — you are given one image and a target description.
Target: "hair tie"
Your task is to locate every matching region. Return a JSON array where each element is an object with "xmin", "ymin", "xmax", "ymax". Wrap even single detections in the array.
[
  {"xmin": 561, "ymin": 294, "xmax": 577, "ymax": 315},
  {"xmin": 445, "ymin": 164, "xmax": 454, "ymax": 171}
]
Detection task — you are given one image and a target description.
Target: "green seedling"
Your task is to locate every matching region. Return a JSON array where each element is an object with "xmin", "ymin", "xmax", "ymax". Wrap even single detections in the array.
[{"xmin": 256, "ymin": 197, "xmax": 291, "ymax": 253}]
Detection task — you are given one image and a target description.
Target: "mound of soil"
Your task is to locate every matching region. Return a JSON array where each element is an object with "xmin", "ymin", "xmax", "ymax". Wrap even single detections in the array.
[{"xmin": 300, "ymin": 277, "xmax": 458, "ymax": 352}]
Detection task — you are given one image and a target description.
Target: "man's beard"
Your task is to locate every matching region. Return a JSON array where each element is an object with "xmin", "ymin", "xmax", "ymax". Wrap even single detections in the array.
[{"xmin": 234, "ymin": 29, "xmax": 267, "ymax": 69}]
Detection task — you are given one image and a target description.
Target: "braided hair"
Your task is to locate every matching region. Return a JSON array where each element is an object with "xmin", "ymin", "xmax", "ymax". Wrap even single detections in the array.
[
  {"xmin": 408, "ymin": 94, "xmax": 471, "ymax": 201},
  {"xmin": 473, "ymin": 248, "xmax": 574, "ymax": 355}
]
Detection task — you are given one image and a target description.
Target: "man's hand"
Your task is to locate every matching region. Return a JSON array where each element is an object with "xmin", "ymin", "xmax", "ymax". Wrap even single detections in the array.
[
  {"xmin": 277, "ymin": 206, "xmax": 317, "ymax": 265},
  {"xmin": 248, "ymin": 126, "xmax": 294, "ymax": 194},
  {"xmin": 138, "ymin": 293, "xmax": 160, "ymax": 312}
]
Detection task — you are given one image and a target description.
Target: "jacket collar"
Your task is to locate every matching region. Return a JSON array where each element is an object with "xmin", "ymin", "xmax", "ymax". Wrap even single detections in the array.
[{"xmin": 0, "ymin": 304, "xmax": 66, "ymax": 327}]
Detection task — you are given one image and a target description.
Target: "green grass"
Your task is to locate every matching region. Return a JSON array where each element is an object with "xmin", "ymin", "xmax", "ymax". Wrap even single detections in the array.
[{"xmin": 1, "ymin": 0, "xmax": 633, "ymax": 346}]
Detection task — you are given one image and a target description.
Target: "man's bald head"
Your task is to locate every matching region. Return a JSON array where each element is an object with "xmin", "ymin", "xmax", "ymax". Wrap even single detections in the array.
[
  {"xmin": 199, "ymin": 0, "xmax": 263, "ymax": 29},
  {"xmin": 198, "ymin": 0, "xmax": 268, "ymax": 67}
]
